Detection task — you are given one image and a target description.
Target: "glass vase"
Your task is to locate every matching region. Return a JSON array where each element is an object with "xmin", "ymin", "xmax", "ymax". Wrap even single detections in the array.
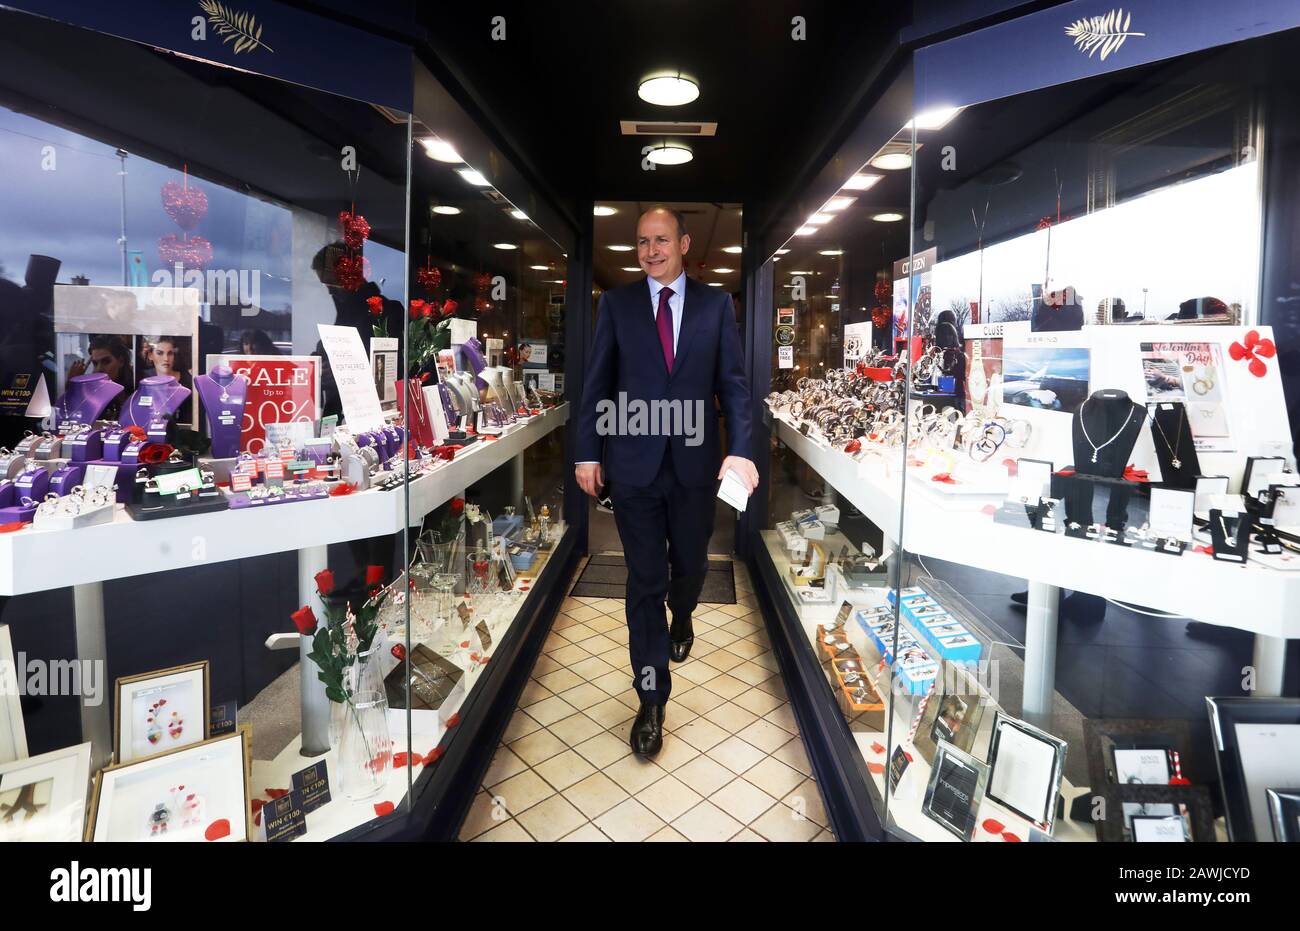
[{"xmin": 337, "ymin": 690, "xmax": 392, "ymax": 801}]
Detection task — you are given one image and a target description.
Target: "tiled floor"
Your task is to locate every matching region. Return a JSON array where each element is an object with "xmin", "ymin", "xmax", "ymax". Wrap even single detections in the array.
[{"xmin": 460, "ymin": 557, "xmax": 835, "ymax": 842}]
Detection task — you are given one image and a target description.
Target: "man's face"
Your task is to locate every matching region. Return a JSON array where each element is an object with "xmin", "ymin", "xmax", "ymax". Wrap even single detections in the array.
[
  {"xmin": 637, "ymin": 210, "xmax": 690, "ymax": 285},
  {"xmin": 152, "ymin": 341, "xmax": 177, "ymax": 375},
  {"xmin": 89, "ymin": 348, "xmax": 121, "ymax": 379}
]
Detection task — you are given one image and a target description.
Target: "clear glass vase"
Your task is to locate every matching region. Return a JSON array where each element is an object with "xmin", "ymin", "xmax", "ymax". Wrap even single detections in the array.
[{"xmin": 337, "ymin": 690, "xmax": 392, "ymax": 801}]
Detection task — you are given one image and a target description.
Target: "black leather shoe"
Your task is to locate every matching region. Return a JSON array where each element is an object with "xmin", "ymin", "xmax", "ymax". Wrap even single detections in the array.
[
  {"xmin": 630, "ymin": 701, "xmax": 665, "ymax": 756},
  {"xmin": 669, "ymin": 614, "xmax": 694, "ymax": 663}
]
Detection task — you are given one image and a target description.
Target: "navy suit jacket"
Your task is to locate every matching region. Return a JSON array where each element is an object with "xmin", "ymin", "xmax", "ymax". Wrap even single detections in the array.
[{"xmin": 576, "ymin": 275, "xmax": 752, "ymax": 488}]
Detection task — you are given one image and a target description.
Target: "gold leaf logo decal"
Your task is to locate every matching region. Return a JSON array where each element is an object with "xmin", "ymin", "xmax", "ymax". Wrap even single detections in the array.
[
  {"xmin": 1064, "ymin": 8, "xmax": 1144, "ymax": 61},
  {"xmin": 199, "ymin": 0, "xmax": 274, "ymax": 55}
]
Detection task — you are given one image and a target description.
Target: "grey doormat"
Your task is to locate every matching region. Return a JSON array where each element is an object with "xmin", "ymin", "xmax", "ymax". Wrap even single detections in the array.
[{"xmin": 570, "ymin": 554, "xmax": 737, "ymax": 604}]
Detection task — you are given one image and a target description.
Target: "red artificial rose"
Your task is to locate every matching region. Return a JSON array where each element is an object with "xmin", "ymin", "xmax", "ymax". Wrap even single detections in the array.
[
  {"xmin": 422, "ymin": 302, "xmax": 434, "ymax": 318},
  {"xmin": 367, "ymin": 295, "xmax": 384, "ymax": 318},
  {"xmin": 124, "ymin": 425, "xmax": 148, "ymax": 442},
  {"xmin": 440, "ymin": 299, "xmax": 458, "ymax": 317},
  {"xmin": 450, "ymin": 497, "xmax": 464, "ymax": 516},
  {"xmin": 290, "ymin": 605, "xmax": 317, "ymax": 635},
  {"xmin": 138, "ymin": 443, "xmax": 175, "ymax": 465},
  {"xmin": 314, "ymin": 569, "xmax": 334, "ymax": 596},
  {"xmin": 365, "ymin": 565, "xmax": 385, "ymax": 587},
  {"xmin": 328, "ymin": 482, "xmax": 356, "ymax": 497}
]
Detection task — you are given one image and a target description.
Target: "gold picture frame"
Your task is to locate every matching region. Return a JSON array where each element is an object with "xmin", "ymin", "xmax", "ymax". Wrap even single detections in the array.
[{"xmin": 113, "ymin": 661, "xmax": 211, "ymax": 764}]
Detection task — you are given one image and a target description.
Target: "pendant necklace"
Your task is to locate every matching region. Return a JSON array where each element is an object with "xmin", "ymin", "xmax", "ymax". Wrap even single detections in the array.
[
  {"xmin": 1148, "ymin": 406, "xmax": 1186, "ymax": 470},
  {"xmin": 1079, "ymin": 398, "xmax": 1138, "ymax": 464}
]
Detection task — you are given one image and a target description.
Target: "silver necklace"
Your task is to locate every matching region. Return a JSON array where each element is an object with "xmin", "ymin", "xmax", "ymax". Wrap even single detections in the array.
[{"xmin": 1079, "ymin": 398, "xmax": 1138, "ymax": 464}]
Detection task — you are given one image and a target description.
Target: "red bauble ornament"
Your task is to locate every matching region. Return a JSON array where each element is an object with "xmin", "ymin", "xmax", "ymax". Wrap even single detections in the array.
[
  {"xmin": 158, "ymin": 234, "xmax": 213, "ymax": 268},
  {"xmin": 333, "ymin": 254, "xmax": 369, "ymax": 292},
  {"xmin": 474, "ymin": 296, "xmax": 491, "ymax": 313},
  {"xmin": 338, "ymin": 210, "xmax": 371, "ymax": 250},
  {"xmin": 871, "ymin": 306, "xmax": 890, "ymax": 329},
  {"xmin": 161, "ymin": 180, "xmax": 209, "ymax": 231},
  {"xmin": 873, "ymin": 279, "xmax": 891, "ymax": 303},
  {"xmin": 472, "ymin": 272, "xmax": 491, "ymax": 293},
  {"xmin": 416, "ymin": 264, "xmax": 442, "ymax": 291}
]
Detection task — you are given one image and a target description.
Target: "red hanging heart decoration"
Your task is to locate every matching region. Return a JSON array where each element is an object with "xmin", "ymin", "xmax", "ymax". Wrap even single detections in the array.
[
  {"xmin": 472, "ymin": 272, "xmax": 492, "ymax": 293},
  {"xmin": 871, "ymin": 306, "xmax": 891, "ymax": 329},
  {"xmin": 333, "ymin": 254, "xmax": 369, "ymax": 292},
  {"xmin": 474, "ymin": 296, "xmax": 491, "ymax": 313},
  {"xmin": 338, "ymin": 210, "xmax": 371, "ymax": 250},
  {"xmin": 873, "ymin": 279, "xmax": 892, "ymax": 302},
  {"xmin": 417, "ymin": 265, "xmax": 442, "ymax": 291},
  {"xmin": 158, "ymin": 234, "xmax": 213, "ymax": 268},
  {"xmin": 161, "ymin": 180, "xmax": 209, "ymax": 231},
  {"xmin": 1228, "ymin": 329, "xmax": 1276, "ymax": 378}
]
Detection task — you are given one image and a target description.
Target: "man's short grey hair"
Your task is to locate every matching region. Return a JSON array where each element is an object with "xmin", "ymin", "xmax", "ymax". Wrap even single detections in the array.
[{"xmin": 640, "ymin": 205, "xmax": 688, "ymax": 239}]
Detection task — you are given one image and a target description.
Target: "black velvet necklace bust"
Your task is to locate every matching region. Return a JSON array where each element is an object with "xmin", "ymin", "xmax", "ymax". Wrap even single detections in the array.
[{"xmin": 1065, "ymin": 389, "xmax": 1145, "ymax": 533}]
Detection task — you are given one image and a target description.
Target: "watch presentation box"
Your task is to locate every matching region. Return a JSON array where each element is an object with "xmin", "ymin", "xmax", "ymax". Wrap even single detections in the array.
[
  {"xmin": 936, "ymin": 633, "xmax": 982, "ymax": 663},
  {"xmin": 797, "ymin": 519, "xmax": 826, "ymax": 540},
  {"xmin": 896, "ymin": 653, "xmax": 940, "ymax": 694},
  {"xmin": 888, "ymin": 586, "xmax": 930, "ymax": 606}
]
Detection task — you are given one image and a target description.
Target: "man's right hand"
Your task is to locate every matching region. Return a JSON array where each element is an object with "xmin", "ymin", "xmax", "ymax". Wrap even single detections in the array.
[{"xmin": 575, "ymin": 462, "xmax": 604, "ymax": 497}]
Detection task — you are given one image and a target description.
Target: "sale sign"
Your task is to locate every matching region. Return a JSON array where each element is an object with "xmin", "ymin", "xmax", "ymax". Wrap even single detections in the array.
[{"xmin": 206, "ymin": 355, "xmax": 321, "ymax": 455}]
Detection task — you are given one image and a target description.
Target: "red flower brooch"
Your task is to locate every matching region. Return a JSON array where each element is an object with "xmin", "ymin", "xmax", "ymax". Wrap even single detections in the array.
[{"xmin": 1228, "ymin": 329, "xmax": 1276, "ymax": 378}]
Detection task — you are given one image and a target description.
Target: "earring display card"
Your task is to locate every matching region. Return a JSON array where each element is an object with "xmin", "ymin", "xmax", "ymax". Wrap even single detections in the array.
[
  {"xmin": 922, "ymin": 740, "xmax": 989, "ymax": 841},
  {"xmin": 1193, "ymin": 475, "xmax": 1230, "ymax": 516}
]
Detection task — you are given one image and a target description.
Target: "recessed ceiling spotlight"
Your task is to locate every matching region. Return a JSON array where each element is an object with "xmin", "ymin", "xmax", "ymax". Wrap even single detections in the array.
[
  {"xmin": 621, "ymin": 266, "xmax": 641, "ymax": 272},
  {"xmin": 645, "ymin": 141, "xmax": 693, "ymax": 165},
  {"xmin": 789, "ymin": 270, "xmax": 814, "ymax": 275},
  {"xmin": 420, "ymin": 138, "xmax": 462, "ymax": 163},
  {"xmin": 431, "ymin": 205, "xmax": 461, "ymax": 215},
  {"xmin": 638, "ymin": 73, "xmax": 700, "ymax": 107},
  {"xmin": 593, "ymin": 205, "xmax": 618, "ymax": 216},
  {"xmin": 712, "ymin": 267, "xmax": 734, "ymax": 273},
  {"xmin": 872, "ymin": 212, "xmax": 905, "ymax": 222},
  {"xmin": 842, "ymin": 172, "xmax": 883, "ymax": 190},
  {"xmin": 907, "ymin": 106, "xmax": 962, "ymax": 130},
  {"xmin": 458, "ymin": 167, "xmax": 490, "ymax": 186},
  {"xmin": 824, "ymin": 196, "xmax": 856, "ymax": 212},
  {"xmin": 708, "ymin": 282, "xmax": 724, "ymax": 287},
  {"xmin": 723, "ymin": 245, "xmax": 742, "ymax": 254},
  {"xmin": 869, "ymin": 152, "xmax": 912, "ymax": 171},
  {"xmin": 530, "ymin": 265, "xmax": 549, "ymax": 270},
  {"xmin": 493, "ymin": 243, "xmax": 518, "ymax": 250},
  {"xmin": 775, "ymin": 249, "xmax": 790, "ymax": 255},
  {"xmin": 510, "ymin": 209, "xmax": 528, "ymax": 220},
  {"xmin": 608, "ymin": 244, "xmax": 634, "ymax": 252},
  {"xmin": 794, "ymin": 226, "xmax": 816, "ymax": 236},
  {"xmin": 819, "ymin": 249, "xmax": 843, "ymax": 256},
  {"xmin": 806, "ymin": 213, "xmax": 833, "ymax": 225}
]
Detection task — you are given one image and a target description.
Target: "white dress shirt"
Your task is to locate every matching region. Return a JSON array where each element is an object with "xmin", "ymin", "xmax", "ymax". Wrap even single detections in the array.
[{"xmin": 648, "ymin": 271, "xmax": 686, "ymax": 354}]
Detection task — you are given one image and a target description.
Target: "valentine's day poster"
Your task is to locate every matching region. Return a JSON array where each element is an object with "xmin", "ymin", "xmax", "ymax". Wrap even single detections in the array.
[{"xmin": 208, "ymin": 354, "xmax": 320, "ymax": 455}]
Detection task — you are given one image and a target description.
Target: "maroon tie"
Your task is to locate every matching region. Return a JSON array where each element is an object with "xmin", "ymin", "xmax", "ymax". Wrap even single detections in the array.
[{"xmin": 656, "ymin": 286, "xmax": 675, "ymax": 372}]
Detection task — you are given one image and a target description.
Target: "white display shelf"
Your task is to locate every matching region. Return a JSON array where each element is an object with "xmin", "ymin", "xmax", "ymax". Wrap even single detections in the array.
[
  {"xmin": 0, "ymin": 403, "xmax": 567, "ymax": 596},
  {"xmin": 775, "ymin": 415, "xmax": 1300, "ymax": 639}
]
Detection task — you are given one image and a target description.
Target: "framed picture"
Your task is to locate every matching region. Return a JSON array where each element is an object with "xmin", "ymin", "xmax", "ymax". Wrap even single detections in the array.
[
  {"xmin": 985, "ymin": 710, "xmax": 1067, "ymax": 832},
  {"xmin": 914, "ymin": 661, "xmax": 987, "ymax": 764},
  {"xmin": 922, "ymin": 739, "xmax": 988, "ymax": 842},
  {"xmin": 1206, "ymin": 697, "xmax": 1300, "ymax": 841},
  {"xmin": 86, "ymin": 730, "xmax": 252, "ymax": 842},
  {"xmin": 1265, "ymin": 788, "xmax": 1300, "ymax": 842},
  {"xmin": 0, "ymin": 742, "xmax": 92, "ymax": 842},
  {"xmin": 0, "ymin": 625, "xmax": 28, "ymax": 764},
  {"xmin": 1083, "ymin": 718, "xmax": 1193, "ymax": 790},
  {"xmin": 114, "ymin": 662, "xmax": 210, "ymax": 763},
  {"xmin": 1097, "ymin": 784, "xmax": 1216, "ymax": 843}
]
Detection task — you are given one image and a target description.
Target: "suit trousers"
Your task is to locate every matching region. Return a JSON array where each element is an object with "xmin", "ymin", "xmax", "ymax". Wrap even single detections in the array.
[{"xmin": 610, "ymin": 444, "xmax": 717, "ymax": 705}]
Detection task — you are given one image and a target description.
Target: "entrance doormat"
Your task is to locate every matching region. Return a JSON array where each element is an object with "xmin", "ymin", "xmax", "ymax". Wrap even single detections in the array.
[{"xmin": 569, "ymin": 554, "xmax": 736, "ymax": 604}]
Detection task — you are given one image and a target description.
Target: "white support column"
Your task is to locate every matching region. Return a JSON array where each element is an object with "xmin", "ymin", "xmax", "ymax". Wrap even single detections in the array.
[
  {"xmin": 72, "ymin": 581, "xmax": 111, "ymax": 771},
  {"xmin": 298, "ymin": 544, "xmax": 331, "ymax": 756},
  {"xmin": 1022, "ymin": 580, "xmax": 1059, "ymax": 729},
  {"xmin": 1251, "ymin": 633, "xmax": 1287, "ymax": 697}
]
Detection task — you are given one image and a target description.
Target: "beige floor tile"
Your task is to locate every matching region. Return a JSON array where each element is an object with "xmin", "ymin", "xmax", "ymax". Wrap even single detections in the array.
[
  {"xmin": 645, "ymin": 825, "xmax": 689, "ymax": 842},
  {"xmin": 459, "ymin": 791, "xmax": 508, "ymax": 840},
  {"xmin": 697, "ymin": 628, "xmax": 738, "ymax": 648},
  {"xmin": 559, "ymin": 823, "xmax": 611, "ymax": 842},
  {"xmin": 599, "ymin": 648, "xmax": 632, "ymax": 671},
  {"xmin": 536, "ymin": 669, "xmax": 583, "ymax": 694},
  {"xmin": 783, "ymin": 778, "xmax": 828, "ymax": 827},
  {"xmin": 738, "ymin": 719, "xmax": 793, "ymax": 753},
  {"xmin": 530, "ymin": 654, "xmax": 565, "ymax": 678},
  {"xmin": 674, "ymin": 660, "xmax": 722, "ymax": 686},
  {"xmin": 471, "ymin": 819, "xmax": 534, "ymax": 842},
  {"xmin": 733, "ymin": 687, "xmax": 783, "ymax": 716},
  {"xmin": 635, "ymin": 774, "xmax": 704, "ymax": 822},
  {"xmin": 757, "ymin": 675, "xmax": 789, "ymax": 700},
  {"xmin": 501, "ymin": 709, "xmax": 543, "ymax": 743},
  {"xmin": 603, "ymin": 754, "xmax": 667, "ymax": 794},
  {"xmin": 675, "ymin": 686, "xmax": 727, "ymax": 715},
  {"xmin": 594, "ymin": 797, "xmax": 665, "ymax": 842},
  {"xmin": 675, "ymin": 717, "xmax": 730, "ymax": 752},
  {"xmin": 563, "ymin": 604, "xmax": 602, "ymax": 623},
  {"xmin": 542, "ymin": 633, "xmax": 569, "ymax": 653},
  {"xmin": 557, "ymin": 622, "xmax": 598, "ymax": 643},
  {"xmin": 491, "ymin": 769, "xmax": 555, "ymax": 814},
  {"xmin": 534, "ymin": 748, "xmax": 598, "ymax": 791},
  {"xmin": 585, "ymin": 697, "xmax": 637, "ymax": 730},
  {"xmin": 771, "ymin": 736, "xmax": 813, "ymax": 776},
  {"xmin": 743, "ymin": 756, "xmax": 806, "ymax": 800},
  {"xmin": 660, "ymin": 705, "xmax": 699, "ymax": 734},
  {"xmin": 592, "ymin": 597, "xmax": 624, "ymax": 614},
  {"xmin": 812, "ymin": 829, "xmax": 835, "ymax": 842},
  {"xmin": 568, "ymin": 655, "xmax": 619, "ymax": 682},
  {"xmin": 673, "ymin": 754, "xmax": 736, "ymax": 797},
  {"xmin": 482, "ymin": 747, "xmax": 529, "ymax": 788},
  {"xmin": 704, "ymin": 675, "xmax": 748, "ymax": 699},
  {"xmin": 517, "ymin": 680, "xmax": 553, "ymax": 707},
  {"xmin": 710, "ymin": 777, "xmax": 778, "ymax": 825},
  {"xmin": 688, "ymin": 640, "xmax": 719, "ymax": 660},
  {"xmin": 585, "ymin": 614, "xmax": 623, "ymax": 635},
  {"xmin": 751, "ymin": 651, "xmax": 780, "ymax": 673},
  {"xmin": 717, "ymin": 602, "xmax": 754, "ymax": 618},
  {"xmin": 703, "ymin": 701, "xmax": 759, "ymax": 733},
  {"xmin": 552, "ymin": 612, "xmax": 582, "ymax": 631},
  {"xmin": 729, "ymin": 661, "xmax": 771, "ymax": 686},
  {"xmin": 515, "ymin": 793, "xmax": 589, "ymax": 842},
  {"xmin": 564, "ymin": 771, "xmax": 629, "ymax": 819},
  {"xmin": 547, "ymin": 712, "xmax": 604, "ymax": 747},
  {"xmin": 729, "ymin": 827, "xmax": 767, "ymax": 842},
  {"xmin": 574, "ymin": 730, "xmax": 633, "ymax": 769},
  {"xmin": 526, "ymin": 695, "xmax": 579, "ymax": 727},
  {"xmin": 558, "ymin": 682, "xmax": 609, "ymax": 711},
  {"xmin": 651, "ymin": 733, "xmax": 700, "ymax": 772},
  {"xmin": 750, "ymin": 802, "xmax": 821, "ymax": 842},
  {"xmin": 672, "ymin": 800, "xmax": 743, "ymax": 842},
  {"xmin": 547, "ymin": 644, "xmax": 592, "ymax": 666},
  {"xmin": 700, "ymin": 649, "xmax": 745, "ymax": 673},
  {"xmin": 724, "ymin": 638, "xmax": 764, "ymax": 660},
  {"xmin": 507, "ymin": 727, "xmax": 568, "ymax": 767},
  {"xmin": 576, "ymin": 634, "xmax": 622, "ymax": 655},
  {"xmin": 723, "ymin": 620, "xmax": 761, "ymax": 639},
  {"xmin": 763, "ymin": 702, "xmax": 799, "ymax": 734},
  {"xmin": 708, "ymin": 735, "xmax": 767, "ymax": 775},
  {"xmin": 591, "ymin": 670, "xmax": 630, "ymax": 695}
]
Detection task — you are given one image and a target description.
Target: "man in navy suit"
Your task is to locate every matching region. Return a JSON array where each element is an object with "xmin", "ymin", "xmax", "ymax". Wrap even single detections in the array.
[{"xmin": 576, "ymin": 206, "xmax": 758, "ymax": 757}]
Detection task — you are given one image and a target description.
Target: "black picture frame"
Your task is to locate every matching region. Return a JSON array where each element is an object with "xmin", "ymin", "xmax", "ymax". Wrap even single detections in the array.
[
  {"xmin": 922, "ymin": 740, "xmax": 988, "ymax": 842},
  {"xmin": 1206, "ymin": 697, "xmax": 1300, "ymax": 842},
  {"xmin": 1083, "ymin": 718, "xmax": 1193, "ymax": 790},
  {"xmin": 1265, "ymin": 788, "xmax": 1300, "ymax": 842},
  {"xmin": 1097, "ymin": 783, "xmax": 1216, "ymax": 843}
]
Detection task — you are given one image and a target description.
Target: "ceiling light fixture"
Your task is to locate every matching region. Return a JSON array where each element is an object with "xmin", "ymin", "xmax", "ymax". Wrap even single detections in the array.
[
  {"xmin": 794, "ymin": 226, "xmax": 816, "ymax": 236},
  {"xmin": 818, "ymin": 249, "xmax": 843, "ymax": 256},
  {"xmin": 806, "ymin": 213, "xmax": 833, "ymax": 225},
  {"xmin": 510, "ymin": 209, "xmax": 528, "ymax": 220},
  {"xmin": 621, "ymin": 266, "xmax": 640, "ymax": 272},
  {"xmin": 645, "ymin": 141, "xmax": 693, "ymax": 165},
  {"xmin": 493, "ymin": 243, "xmax": 518, "ymax": 250},
  {"xmin": 712, "ymin": 267, "xmax": 734, "ymax": 273},
  {"xmin": 608, "ymin": 244, "xmax": 634, "ymax": 252},
  {"xmin": 907, "ymin": 106, "xmax": 962, "ymax": 131},
  {"xmin": 723, "ymin": 245, "xmax": 742, "ymax": 254},
  {"xmin": 869, "ymin": 152, "xmax": 912, "ymax": 171},
  {"xmin": 775, "ymin": 249, "xmax": 790, "ymax": 255},
  {"xmin": 593, "ymin": 205, "xmax": 618, "ymax": 216},
  {"xmin": 842, "ymin": 172, "xmax": 883, "ymax": 190},
  {"xmin": 872, "ymin": 212, "xmax": 905, "ymax": 222},
  {"xmin": 431, "ymin": 205, "xmax": 461, "ymax": 215},
  {"xmin": 530, "ymin": 265, "xmax": 549, "ymax": 270},
  {"xmin": 638, "ymin": 73, "xmax": 700, "ymax": 107},
  {"xmin": 458, "ymin": 167, "xmax": 490, "ymax": 186},
  {"xmin": 419, "ymin": 138, "xmax": 462, "ymax": 163},
  {"xmin": 708, "ymin": 282, "xmax": 724, "ymax": 287},
  {"xmin": 824, "ymin": 196, "xmax": 856, "ymax": 212}
]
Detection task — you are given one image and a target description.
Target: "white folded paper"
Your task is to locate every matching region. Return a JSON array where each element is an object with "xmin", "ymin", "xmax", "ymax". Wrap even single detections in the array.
[{"xmin": 717, "ymin": 468, "xmax": 751, "ymax": 512}]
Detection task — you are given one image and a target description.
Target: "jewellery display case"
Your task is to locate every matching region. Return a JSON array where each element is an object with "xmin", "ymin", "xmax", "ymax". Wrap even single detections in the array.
[
  {"xmin": 0, "ymin": 4, "xmax": 577, "ymax": 842},
  {"xmin": 749, "ymin": 6, "xmax": 1300, "ymax": 843}
]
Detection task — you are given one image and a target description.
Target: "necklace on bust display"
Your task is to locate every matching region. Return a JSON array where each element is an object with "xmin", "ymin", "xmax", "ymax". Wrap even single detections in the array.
[
  {"xmin": 1148, "ymin": 406, "xmax": 1187, "ymax": 470},
  {"xmin": 1079, "ymin": 397, "xmax": 1139, "ymax": 464}
]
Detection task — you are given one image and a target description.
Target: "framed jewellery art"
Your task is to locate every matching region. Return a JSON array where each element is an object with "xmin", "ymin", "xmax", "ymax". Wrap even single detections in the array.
[{"xmin": 114, "ymin": 662, "xmax": 211, "ymax": 764}]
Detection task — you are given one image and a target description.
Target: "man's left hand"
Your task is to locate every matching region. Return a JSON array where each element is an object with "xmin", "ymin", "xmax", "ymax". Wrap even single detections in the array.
[{"xmin": 718, "ymin": 456, "xmax": 759, "ymax": 495}]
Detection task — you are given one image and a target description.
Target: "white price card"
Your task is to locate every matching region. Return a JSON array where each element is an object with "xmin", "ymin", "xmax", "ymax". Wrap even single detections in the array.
[
  {"xmin": 1148, "ymin": 487, "xmax": 1195, "ymax": 542},
  {"xmin": 317, "ymin": 324, "xmax": 385, "ymax": 433}
]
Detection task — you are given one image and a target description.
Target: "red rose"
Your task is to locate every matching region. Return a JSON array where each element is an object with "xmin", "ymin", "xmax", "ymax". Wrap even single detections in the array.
[
  {"xmin": 290, "ymin": 605, "xmax": 317, "ymax": 635},
  {"xmin": 314, "ymin": 569, "xmax": 334, "ymax": 596},
  {"xmin": 440, "ymin": 299, "xmax": 458, "ymax": 317},
  {"xmin": 409, "ymin": 299, "xmax": 426, "ymax": 320},
  {"xmin": 422, "ymin": 302, "xmax": 434, "ymax": 318},
  {"xmin": 367, "ymin": 295, "xmax": 384, "ymax": 318},
  {"xmin": 365, "ymin": 565, "xmax": 385, "ymax": 587},
  {"xmin": 139, "ymin": 443, "xmax": 175, "ymax": 465},
  {"xmin": 450, "ymin": 497, "xmax": 464, "ymax": 516}
]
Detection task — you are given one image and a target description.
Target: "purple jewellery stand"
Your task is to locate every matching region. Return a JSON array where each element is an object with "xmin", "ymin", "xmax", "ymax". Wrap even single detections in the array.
[
  {"xmin": 119, "ymin": 375, "xmax": 191, "ymax": 428},
  {"xmin": 195, "ymin": 364, "xmax": 249, "ymax": 482},
  {"xmin": 52, "ymin": 373, "xmax": 124, "ymax": 429}
]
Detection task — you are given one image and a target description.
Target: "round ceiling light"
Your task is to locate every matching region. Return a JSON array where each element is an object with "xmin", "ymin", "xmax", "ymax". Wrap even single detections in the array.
[
  {"xmin": 432, "ymin": 205, "xmax": 461, "ymax": 215},
  {"xmin": 708, "ymin": 282, "xmax": 724, "ymax": 287},
  {"xmin": 621, "ymin": 267, "xmax": 641, "ymax": 272},
  {"xmin": 530, "ymin": 265, "xmax": 549, "ymax": 270},
  {"xmin": 593, "ymin": 205, "xmax": 618, "ymax": 216},
  {"xmin": 723, "ymin": 245, "xmax": 742, "ymax": 254},
  {"xmin": 872, "ymin": 212, "xmax": 905, "ymax": 222},
  {"xmin": 645, "ymin": 141, "xmax": 693, "ymax": 166},
  {"xmin": 712, "ymin": 267, "xmax": 734, "ymax": 273},
  {"xmin": 458, "ymin": 167, "xmax": 490, "ymax": 186},
  {"xmin": 608, "ymin": 244, "xmax": 634, "ymax": 252},
  {"xmin": 638, "ymin": 74, "xmax": 699, "ymax": 107},
  {"xmin": 509, "ymin": 209, "xmax": 528, "ymax": 221},
  {"xmin": 794, "ymin": 226, "xmax": 817, "ymax": 236},
  {"xmin": 819, "ymin": 249, "xmax": 844, "ymax": 256},
  {"xmin": 869, "ymin": 152, "xmax": 912, "ymax": 171},
  {"xmin": 493, "ymin": 243, "xmax": 518, "ymax": 250},
  {"xmin": 420, "ymin": 138, "xmax": 461, "ymax": 163}
]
